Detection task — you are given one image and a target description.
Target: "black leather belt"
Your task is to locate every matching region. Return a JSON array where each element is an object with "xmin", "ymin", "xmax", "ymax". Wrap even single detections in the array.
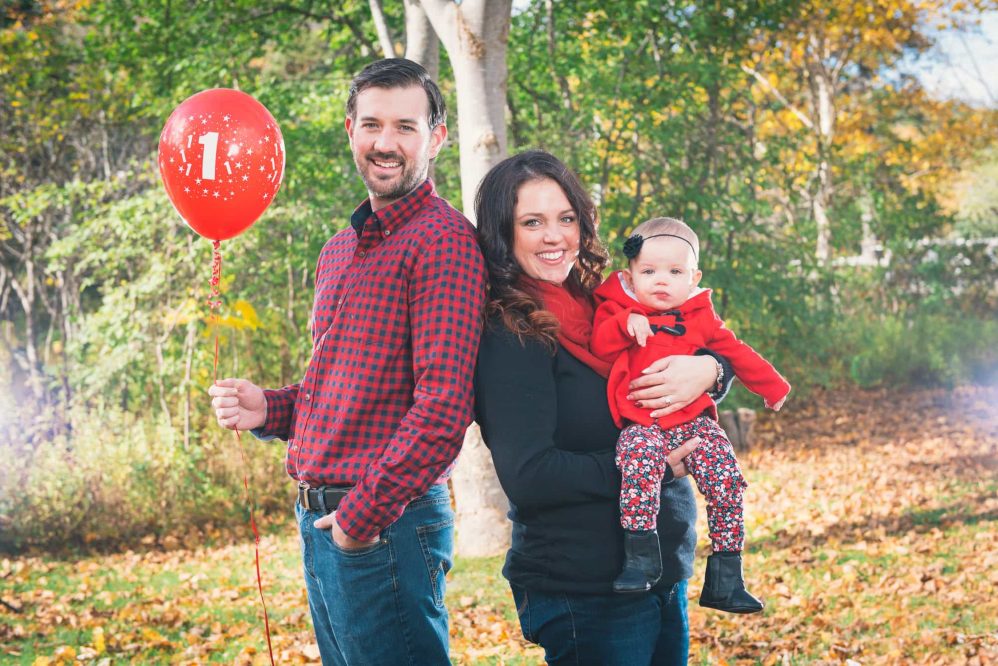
[{"xmin": 297, "ymin": 483, "xmax": 352, "ymax": 513}]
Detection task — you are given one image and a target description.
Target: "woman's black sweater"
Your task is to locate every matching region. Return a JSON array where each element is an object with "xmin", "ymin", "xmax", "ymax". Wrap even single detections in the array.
[{"xmin": 473, "ymin": 319, "xmax": 699, "ymax": 595}]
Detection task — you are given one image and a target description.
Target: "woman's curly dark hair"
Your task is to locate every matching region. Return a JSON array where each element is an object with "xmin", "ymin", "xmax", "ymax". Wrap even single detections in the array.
[{"xmin": 474, "ymin": 150, "xmax": 609, "ymax": 349}]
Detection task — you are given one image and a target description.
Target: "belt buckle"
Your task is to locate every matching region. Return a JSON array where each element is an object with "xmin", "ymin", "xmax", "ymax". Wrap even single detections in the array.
[{"xmin": 299, "ymin": 481, "xmax": 311, "ymax": 511}]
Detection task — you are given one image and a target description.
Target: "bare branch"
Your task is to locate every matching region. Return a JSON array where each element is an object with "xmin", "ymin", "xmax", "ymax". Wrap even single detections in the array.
[
  {"xmin": 957, "ymin": 30, "xmax": 996, "ymax": 104},
  {"xmin": 368, "ymin": 0, "xmax": 398, "ymax": 58},
  {"xmin": 741, "ymin": 64, "xmax": 814, "ymax": 130},
  {"xmin": 545, "ymin": 0, "xmax": 573, "ymax": 111},
  {"xmin": 244, "ymin": 3, "xmax": 377, "ymax": 55}
]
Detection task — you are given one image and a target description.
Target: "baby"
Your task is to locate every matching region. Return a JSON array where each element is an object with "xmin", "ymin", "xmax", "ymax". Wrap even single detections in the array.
[{"xmin": 591, "ymin": 217, "xmax": 789, "ymax": 613}]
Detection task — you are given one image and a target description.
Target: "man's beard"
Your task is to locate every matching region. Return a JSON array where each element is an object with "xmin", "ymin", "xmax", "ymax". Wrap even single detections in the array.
[{"xmin": 356, "ymin": 150, "xmax": 427, "ymax": 202}]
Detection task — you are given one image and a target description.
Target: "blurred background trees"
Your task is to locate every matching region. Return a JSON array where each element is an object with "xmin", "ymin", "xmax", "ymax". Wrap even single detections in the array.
[{"xmin": 1, "ymin": 0, "xmax": 995, "ymax": 550}]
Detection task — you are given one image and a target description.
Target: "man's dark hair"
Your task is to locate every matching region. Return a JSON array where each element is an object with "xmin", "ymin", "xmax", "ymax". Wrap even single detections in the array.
[{"xmin": 345, "ymin": 58, "xmax": 447, "ymax": 129}]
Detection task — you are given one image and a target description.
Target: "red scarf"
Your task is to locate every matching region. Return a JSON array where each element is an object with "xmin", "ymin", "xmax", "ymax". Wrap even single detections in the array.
[{"xmin": 519, "ymin": 276, "xmax": 612, "ymax": 378}]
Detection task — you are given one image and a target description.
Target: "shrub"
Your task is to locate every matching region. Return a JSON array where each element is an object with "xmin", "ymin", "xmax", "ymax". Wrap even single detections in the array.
[{"xmin": 0, "ymin": 404, "xmax": 287, "ymax": 553}]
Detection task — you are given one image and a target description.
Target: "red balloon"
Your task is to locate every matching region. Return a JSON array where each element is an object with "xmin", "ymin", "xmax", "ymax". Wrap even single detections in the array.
[{"xmin": 158, "ymin": 89, "xmax": 285, "ymax": 241}]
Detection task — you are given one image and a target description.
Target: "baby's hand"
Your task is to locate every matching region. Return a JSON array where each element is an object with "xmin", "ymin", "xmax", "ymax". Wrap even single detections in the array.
[
  {"xmin": 770, "ymin": 394, "xmax": 788, "ymax": 411},
  {"xmin": 627, "ymin": 313, "xmax": 653, "ymax": 347}
]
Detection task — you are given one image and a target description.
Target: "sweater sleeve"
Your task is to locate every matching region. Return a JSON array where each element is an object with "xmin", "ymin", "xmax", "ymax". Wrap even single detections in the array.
[
  {"xmin": 695, "ymin": 348, "xmax": 735, "ymax": 403},
  {"xmin": 474, "ymin": 324, "xmax": 620, "ymax": 510},
  {"xmin": 705, "ymin": 318, "xmax": 790, "ymax": 408},
  {"xmin": 590, "ymin": 299, "xmax": 638, "ymax": 362}
]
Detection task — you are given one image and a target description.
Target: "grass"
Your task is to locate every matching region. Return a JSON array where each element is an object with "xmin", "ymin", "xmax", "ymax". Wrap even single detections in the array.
[
  {"xmin": 2, "ymin": 385, "xmax": 996, "ymax": 664},
  {"xmin": 1, "ymin": 538, "xmax": 538, "ymax": 664}
]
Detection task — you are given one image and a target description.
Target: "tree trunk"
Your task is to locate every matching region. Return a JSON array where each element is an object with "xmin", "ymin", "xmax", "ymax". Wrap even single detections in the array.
[
  {"xmin": 404, "ymin": 0, "xmax": 440, "ymax": 182},
  {"xmin": 718, "ymin": 408, "xmax": 757, "ymax": 452},
  {"xmin": 416, "ymin": 0, "xmax": 513, "ymax": 555},
  {"xmin": 806, "ymin": 37, "xmax": 836, "ymax": 264},
  {"xmin": 812, "ymin": 156, "xmax": 832, "ymax": 263},
  {"xmin": 182, "ymin": 321, "xmax": 196, "ymax": 451},
  {"xmin": 451, "ymin": 424, "xmax": 511, "ymax": 556},
  {"xmin": 154, "ymin": 339, "xmax": 172, "ymax": 423},
  {"xmin": 405, "ymin": 0, "xmax": 439, "ymax": 79},
  {"xmin": 359, "ymin": 0, "xmax": 513, "ymax": 556},
  {"xmin": 281, "ymin": 232, "xmax": 296, "ymax": 386},
  {"xmin": 859, "ymin": 192, "xmax": 879, "ymax": 263},
  {"xmin": 419, "ymin": 0, "xmax": 511, "ymax": 220},
  {"xmin": 8, "ymin": 271, "xmax": 43, "ymax": 403}
]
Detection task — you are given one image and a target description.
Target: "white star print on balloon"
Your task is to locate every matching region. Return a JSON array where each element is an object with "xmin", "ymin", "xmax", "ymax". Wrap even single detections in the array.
[{"xmin": 161, "ymin": 115, "xmax": 284, "ymax": 202}]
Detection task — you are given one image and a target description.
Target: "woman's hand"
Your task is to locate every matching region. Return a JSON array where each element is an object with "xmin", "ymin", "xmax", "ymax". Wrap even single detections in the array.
[{"xmin": 626, "ymin": 355, "xmax": 717, "ymax": 419}]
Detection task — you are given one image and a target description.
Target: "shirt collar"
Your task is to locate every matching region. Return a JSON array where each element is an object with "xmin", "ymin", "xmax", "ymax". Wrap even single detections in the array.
[{"xmin": 349, "ymin": 179, "xmax": 436, "ymax": 237}]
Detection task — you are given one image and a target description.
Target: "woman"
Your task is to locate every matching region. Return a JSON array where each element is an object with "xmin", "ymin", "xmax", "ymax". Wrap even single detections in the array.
[{"xmin": 473, "ymin": 150, "xmax": 731, "ymax": 665}]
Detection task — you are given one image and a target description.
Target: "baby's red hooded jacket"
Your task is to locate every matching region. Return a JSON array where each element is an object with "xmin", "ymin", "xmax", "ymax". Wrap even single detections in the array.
[{"xmin": 591, "ymin": 271, "xmax": 791, "ymax": 429}]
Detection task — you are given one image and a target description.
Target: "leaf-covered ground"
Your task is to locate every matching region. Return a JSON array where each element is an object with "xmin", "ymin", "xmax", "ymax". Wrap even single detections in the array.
[{"xmin": 2, "ymin": 386, "xmax": 996, "ymax": 665}]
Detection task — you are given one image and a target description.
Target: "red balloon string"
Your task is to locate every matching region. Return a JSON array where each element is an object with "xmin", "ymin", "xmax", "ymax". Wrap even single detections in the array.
[{"xmin": 208, "ymin": 240, "xmax": 276, "ymax": 665}]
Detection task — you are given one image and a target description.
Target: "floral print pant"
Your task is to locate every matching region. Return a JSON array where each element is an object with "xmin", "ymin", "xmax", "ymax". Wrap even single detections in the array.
[{"xmin": 616, "ymin": 415, "xmax": 747, "ymax": 551}]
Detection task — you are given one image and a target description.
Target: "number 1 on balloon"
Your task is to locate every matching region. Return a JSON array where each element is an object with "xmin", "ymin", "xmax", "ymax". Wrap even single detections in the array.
[{"xmin": 199, "ymin": 132, "xmax": 219, "ymax": 180}]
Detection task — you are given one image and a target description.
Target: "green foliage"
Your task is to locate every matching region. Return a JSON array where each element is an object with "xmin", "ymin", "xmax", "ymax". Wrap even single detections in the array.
[
  {"xmin": 845, "ymin": 311, "xmax": 998, "ymax": 388},
  {"xmin": 1, "ymin": 0, "xmax": 996, "ymax": 550},
  {"xmin": 954, "ymin": 147, "xmax": 998, "ymax": 238},
  {"xmin": 840, "ymin": 239, "xmax": 998, "ymax": 387},
  {"xmin": 0, "ymin": 402, "xmax": 288, "ymax": 551}
]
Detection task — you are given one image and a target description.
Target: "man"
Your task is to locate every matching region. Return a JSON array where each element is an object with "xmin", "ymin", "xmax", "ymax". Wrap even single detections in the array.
[{"xmin": 208, "ymin": 59, "xmax": 486, "ymax": 665}]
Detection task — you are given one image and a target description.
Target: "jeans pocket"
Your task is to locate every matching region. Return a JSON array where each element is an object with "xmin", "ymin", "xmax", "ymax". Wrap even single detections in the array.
[
  {"xmin": 416, "ymin": 518, "xmax": 454, "ymax": 608},
  {"xmin": 510, "ymin": 584, "xmax": 536, "ymax": 644},
  {"xmin": 296, "ymin": 505, "xmax": 316, "ymax": 580},
  {"xmin": 327, "ymin": 529, "xmax": 391, "ymax": 558}
]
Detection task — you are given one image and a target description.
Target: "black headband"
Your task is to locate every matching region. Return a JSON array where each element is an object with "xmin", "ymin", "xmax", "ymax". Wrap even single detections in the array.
[{"xmin": 622, "ymin": 233, "xmax": 698, "ymax": 261}]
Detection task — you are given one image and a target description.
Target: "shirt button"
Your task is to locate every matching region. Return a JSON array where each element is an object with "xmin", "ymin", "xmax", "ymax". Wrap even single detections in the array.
[
  {"xmin": 383, "ymin": 229, "xmax": 391, "ymax": 236},
  {"xmin": 304, "ymin": 393, "xmax": 311, "ymax": 401},
  {"xmin": 358, "ymin": 250, "xmax": 366, "ymax": 258}
]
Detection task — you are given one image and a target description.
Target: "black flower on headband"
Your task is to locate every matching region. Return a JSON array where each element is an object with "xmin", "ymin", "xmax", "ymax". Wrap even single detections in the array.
[
  {"xmin": 621, "ymin": 232, "xmax": 698, "ymax": 262},
  {"xmin": 623, "ymin": 234, "xmax": 644, "ymax": 259}
]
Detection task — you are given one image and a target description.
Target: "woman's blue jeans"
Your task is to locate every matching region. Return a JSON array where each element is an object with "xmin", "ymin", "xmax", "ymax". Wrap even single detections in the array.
[
  {"xmin": 296, "ymin": 483, "xmax": 453, "ymax": 666},
  {"xmin": 511, "ymin": 579, "xmax": 690, "ymax": 665}
]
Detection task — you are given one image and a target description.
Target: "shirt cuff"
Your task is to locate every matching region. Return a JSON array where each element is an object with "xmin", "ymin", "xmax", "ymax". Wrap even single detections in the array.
[
  {"xmin": 259, "ymin": 387, "xmax": 296, "ymax": 440},
  {"xmin": 334, "ymin": 490, "xmax": 390, "ymax": 542},
  {"xmin": 249, "ymin": 427, "xmax": 278, "ymax": 441}
]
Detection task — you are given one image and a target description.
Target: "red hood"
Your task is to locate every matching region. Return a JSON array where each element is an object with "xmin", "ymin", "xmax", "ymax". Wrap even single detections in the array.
[{"xmin": 594, "ymin": 271, "xmax": 713, "ymax": 315}]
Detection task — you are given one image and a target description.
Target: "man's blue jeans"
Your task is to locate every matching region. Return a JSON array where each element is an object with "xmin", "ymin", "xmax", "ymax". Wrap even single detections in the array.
[
  {"xmin": 511, "ymin": 578, "xmax": 690, "ymax": 665},
  {"xmin": 296, "ymin": 483, "xmax": 453, "ymax": 666}
]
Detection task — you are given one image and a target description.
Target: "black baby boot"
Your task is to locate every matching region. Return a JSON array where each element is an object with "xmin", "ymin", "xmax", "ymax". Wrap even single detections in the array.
[
  {"xmin": 613, "ymin": 530, "xmax": 663, "ymax": 593},
  {"xmin": 699, "ymin": 551, "xmax": 764, "ymax": 613}
]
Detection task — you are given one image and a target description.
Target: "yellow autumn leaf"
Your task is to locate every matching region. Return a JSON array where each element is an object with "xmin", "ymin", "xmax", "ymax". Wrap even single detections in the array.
[
  {"xmin": 233, "ymin": 299, "xmax": 261, "ymax": 329},
  {"xmin": 141, "ymin": 627, "xmax": 170, "ymax": 646},
  {"xmin": 92, "ymin": 626, "xmax": 106, "ymax": 654}
]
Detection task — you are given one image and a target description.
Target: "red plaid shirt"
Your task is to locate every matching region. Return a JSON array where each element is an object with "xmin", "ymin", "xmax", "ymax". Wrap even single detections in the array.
[{"xmin": 257, "ymin": 180, "xmax": 486, "ymax": 540}]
